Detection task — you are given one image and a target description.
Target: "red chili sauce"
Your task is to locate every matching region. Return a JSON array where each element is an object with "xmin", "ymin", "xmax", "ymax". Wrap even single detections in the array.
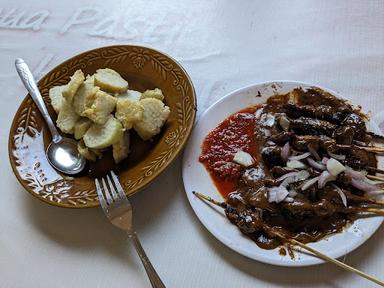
[{"xmin": 199, "ymin": 107, "xmax": 261, "ymax": 197}]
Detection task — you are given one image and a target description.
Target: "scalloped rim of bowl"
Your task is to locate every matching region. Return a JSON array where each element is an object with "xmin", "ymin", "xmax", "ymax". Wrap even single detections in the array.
[{"xmin": 9, "ymin": 45, "xmax": 197, "ymax": 208}]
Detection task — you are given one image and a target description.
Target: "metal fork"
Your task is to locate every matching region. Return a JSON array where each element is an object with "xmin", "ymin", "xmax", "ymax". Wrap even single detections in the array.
[{"xmin": 95, "ymin": 171, "xmax": 166, "ymax": 288}]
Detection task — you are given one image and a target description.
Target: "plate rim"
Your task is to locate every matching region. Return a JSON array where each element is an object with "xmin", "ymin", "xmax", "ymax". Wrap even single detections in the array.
[
  {"xmin": 9, "ymin": 44, "xmax": 197, "ymax": 209},
  {"xmin": 182, "ymin": 80, "xmax": 384, "ymax": 266}
]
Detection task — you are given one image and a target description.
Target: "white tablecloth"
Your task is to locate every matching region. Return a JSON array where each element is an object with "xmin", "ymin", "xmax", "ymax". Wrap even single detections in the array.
[{"xmin": 1, "ymin": 1, "xmax": 384, "ymax": 287}]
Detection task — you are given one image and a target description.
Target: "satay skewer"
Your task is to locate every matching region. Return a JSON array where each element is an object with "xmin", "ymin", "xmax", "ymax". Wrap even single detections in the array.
[
  {"xmin": 366, "ymin": 174, "xmax": 384, "ymax": 182},
  {"xmin": 367, "ymin": 166, "xmax": 384, "ymax": 174},
  {"xmin": 337, "ymin": 144, "xmax": 384, "ymax": 154},
  {"xmin": 346, "ymin": 207, "xmax": 384, "ymax": 216},
  {"xmin": 193, "ymin": 191, "xmax": 384, "ymax": 287},
  {"xmin": 367, "ymin": 131, "xmax": 384, "ymax": 140}
]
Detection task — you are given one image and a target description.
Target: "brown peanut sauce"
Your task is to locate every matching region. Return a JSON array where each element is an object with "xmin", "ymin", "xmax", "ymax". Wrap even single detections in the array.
[{"xmin": 199, "ymin": 88, "xmax": 376, "ymax": 251}]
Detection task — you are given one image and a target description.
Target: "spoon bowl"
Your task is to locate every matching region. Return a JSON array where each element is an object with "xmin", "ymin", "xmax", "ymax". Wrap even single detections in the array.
[
  {"xmin": 46, "ymin": 138, "xmax": 86, "ymax": 175},
  {"xmin": 15, "ymin": 58, "xmax": 86, "ymax": 175}
]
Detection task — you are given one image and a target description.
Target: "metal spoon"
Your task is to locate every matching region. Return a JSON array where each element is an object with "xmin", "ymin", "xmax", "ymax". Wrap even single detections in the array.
[{"xmin": 15, "ymin": 58, "xmax": 86, "ymax": 175}]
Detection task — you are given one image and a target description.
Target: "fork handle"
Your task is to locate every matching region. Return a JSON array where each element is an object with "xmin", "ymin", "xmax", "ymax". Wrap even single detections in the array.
[{"xmin": 128, "ymin": 232, "xmax": 166, "ymax": 288}]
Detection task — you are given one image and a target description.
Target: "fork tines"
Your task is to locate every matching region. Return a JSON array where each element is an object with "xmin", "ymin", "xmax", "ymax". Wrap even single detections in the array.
[{"xmin": 95, "ymin": 171, "xmax": 129, "ymax": 210}]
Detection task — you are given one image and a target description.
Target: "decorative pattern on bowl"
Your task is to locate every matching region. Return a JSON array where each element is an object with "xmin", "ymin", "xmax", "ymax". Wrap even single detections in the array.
[{"xmin": 9, "ymin": 45, "xmax": 197, "ymax": 208}]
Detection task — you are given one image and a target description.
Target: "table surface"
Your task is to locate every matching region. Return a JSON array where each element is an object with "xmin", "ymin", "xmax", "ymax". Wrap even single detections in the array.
[{"xmin": 1, "ymin": 1, "xmax": 384, "ymax": 287}]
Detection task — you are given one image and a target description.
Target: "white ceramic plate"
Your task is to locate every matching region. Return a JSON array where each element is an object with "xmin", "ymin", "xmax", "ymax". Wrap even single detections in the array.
[{"xmin": 182, "ymin": 80, "xmax": 384, "ymax": 266}]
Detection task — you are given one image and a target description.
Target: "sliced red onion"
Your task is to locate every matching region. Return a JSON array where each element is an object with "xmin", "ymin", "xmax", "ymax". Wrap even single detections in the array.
[
  {"xmin": 261, "ymin": 113, "xmax": 275, "ymax": 127},
  {"xmin": 327, "ymin": 150, "xmax": 346, "ymax": 161},
  {"xmin": 283, "ymin": 196, "xmax": 294, "ymax": 203},
  {"xmin": 326, "ymin": 158, "xmax": 346, "ymax": 176},
  {"xmin": 344, "ymin": 167, "xmax": 367, "ymax": 180},
  {"xmin": 228, "ymin": 192, "xmax": 246, "ymax": 204},
  {"xmin": 353, "ymin": 140, "xmax": 367, "ymax": 146},
  {"xmin": 296, "ymin": 171, "xmax": 311, "ymax": 180},
  {"xmin": 264, "ymin": 129, "xmax": 272, "ymax": 137},
  {"xmin": 287, "ymin": 159, "xmax": 307, "ymax": 169},
  {"xmin": 318, "ymin": 170, "xmax": 336, "ymax": 188},
  {"xmin": 277, "ymin": 171, "xmax": 300, "ymax": 182},
  {"xmin": 366, "ymin": 190, "xmax": 384, "ymax": 197},
  {"xmin": 307, "ymin": 158, "xmax": 326, "ymax": 171},
  {"xmin": 331, "ymin": 184, "xmax": 347, "ymax": 207},
  {"xmin": 233, "ymin": 151, "xmax": 255, "ymax": 167},
  {"xmin": 280, "ymin": 142, "xmax": 290, "ymax": 162},
  {"xmin": 281, "ymin": 170, "xmax": 310, "ymax": 187},
  {"xmin": 321, "ymin": 157, "xmax": 329, "ymax": 165},
  {"xmin": 279, "ymin": 115, "xmax": 290, "ymax": 131},
  {"xmin": 268, "ymin": 186, "xmax": 289, "ymax": 203},
  {"xmin": 255, "ymin": 108, "xmax": 264, "ymax": 119},
  {"xmin": 351, "ymin": 178, "xmax": 378, "ymax": 192},
  {"xmin": 288, "ymin": 190, "xmax": 298, "ymax": 197},
  {"xmin": 308, "ymin": 145, "xmax": 321, "ymax": 161},
  {"xmin": 301, "ymin": 176, "xmax": 320, "ymax": 191},
  {"xmin": 289, "ymin": 152, "xmax": 311, "ymax": 161}
]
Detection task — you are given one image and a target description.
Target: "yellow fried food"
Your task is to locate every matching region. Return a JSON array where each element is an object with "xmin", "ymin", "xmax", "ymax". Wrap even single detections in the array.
[
  {"xmin": 74, "ymin": 118, "xmax": 92, "ymax": 140},
  {"xmin": 140, "ymin": 88, "xmax": 164, "ymax": 101},
  {"xmin": 48, "ymin": 85, "xmax": 66, "ymax": 113},
  {"xmin": 73, "ymin": 75, "xmax": 99, "ymax": 116},
  {"xmin": 133, "ymin": 98, "xmax": 170, "ymax": 141},
  {"xmin": 115, "ymin": 89, "xmax": 141, "ymax": 102},
  {"xmin": 115, "ymin": 98, "xmax": 144, "ymax": 129},
  {"xmin": 56, "ymin": 99, "xmax": 80, "ymax": 134},
  {"xmin": 83, "ymin": 116, "xmax": 124, "ymax": 149},
  {"xmin": 83, "ymin": 90, "xmax": 117, "ymax": 125},
  {"xmin": 94, "ymin": 68, "xmax": 128, "ymax": 93},
  {"xmin": 62, "ymin": 70, "xmax": 84, "ymax": 103},
  {"xmin": 112, "ymin": 131, "xmax": 130, "ymax": 163}
]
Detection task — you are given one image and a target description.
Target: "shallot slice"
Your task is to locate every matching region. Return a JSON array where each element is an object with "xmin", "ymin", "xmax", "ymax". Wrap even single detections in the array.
[
  {"xmin": 261, "ymin": 113, "xmax": 275, "ymax": 127},
  {"xmin": 307, "ymin": 158, "xmax": 326, "ymax": 171},
  {"xmin": 277, "ymin": 171, "xmax": 299, "ymax": 182},
  {"xmin": 351, "ymin": 178, "xmax": 378, "ymax": 192},
  {"xmin": 288, "ymin": 190, "xmax": 298, "ymax": 197},
  {"xmin": 327, "ymin": 150, "xmax": 346, "ymax": 161},
  {"xmin": 344, "ymin": 167, "xmax": 367, "ymax": 180},
  {"xmin": 308, "ymin": 145, "xmax": 321, "ymax": 161},
  {"xmin": 280, "ymin": 170, "xmax": 310, "ymax": 187},
  {"xmin": 283, "ymin": 197, "xmax": 295, "ymax": 203},
  {"xmin": 280, "ymin": 142, "xmax": 290, "ymax": 162},
  {"xmin": 331, "ymin": 184, "xmax": 348, "ymax": 207},
  {"xmin": 301, "ymin": 176, "xmax": 320, "ymax": 191},
  {"xmin": 268, "ymin": 186, "xmax": 289, "ymax": 203},
  {"xmin": 255, "ymin": 108, "xmax": 264, "ymax": 119},
  {"xmin": 366, "ymin": 189, "xmax": 384, "ymax": 198},
  {"xmin": 281, "ymin": 170, "xmax": 310, "ymax": 187},
  {"xmin": 233, "ymin": 151, "xmax": 254, "ymax": 167},
  {"xmin": 326, "ymin": 158, "xmax": 346, "ymax": 176},
  {"xmin": 264, "ymin": 129, "xmax": 272, "ymax": 137},
  {"xmin": 286, "ymin": 159, "xmax": 307, "ymax": 169},
  {"xmin": 318, "ymin": 170, "xmax": 336, "ymax": 188},
  {"xmin": 321, "ymin": 157, "xmax": 329, "ymax": 165},
  {"xmin": 289, "ymin": 152, "xmax": 311, "ymax": 161}
]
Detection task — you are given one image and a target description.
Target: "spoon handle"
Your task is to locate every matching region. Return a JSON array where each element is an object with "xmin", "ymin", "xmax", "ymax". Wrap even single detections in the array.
[{"xmin": 15, "ymin": 58, "xmax": 62, "ymax": 143}]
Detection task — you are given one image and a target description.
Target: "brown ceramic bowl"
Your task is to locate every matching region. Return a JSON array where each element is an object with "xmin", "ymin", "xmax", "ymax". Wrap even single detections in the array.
[{"xmin": 9, "ymin": 45, "xmax": 197, "ymax": 208}]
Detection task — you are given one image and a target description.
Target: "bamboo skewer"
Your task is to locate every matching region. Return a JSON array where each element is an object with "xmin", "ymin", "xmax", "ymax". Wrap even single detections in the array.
[
  {"xmin": 353, "ymin": 207, "xmax": 384, "ymax": 215},
  {"xmin": 367, "ymin": 166, "xmax": 384, "ymax": 174},
  {"xmin": 367, "ymin": 131, "xmax": 384, "ymax": 140},
  {"xmin": 283, "ymin": 236, "xmax": 384, "ymax": 287},
  {"xmin": 367, "ymin": 174, "xmax": 384, "ymax": 182},
  {"xmin": 342, "ymin": 207, "xmax": 384, "ymax": 216},
  {"xmin": 337, "ymin": 144, "xmax": 384, "ymax": 154},
  {"xmin": 193, "ymin": 191, "xmax": 384, "ymax": 287}
]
